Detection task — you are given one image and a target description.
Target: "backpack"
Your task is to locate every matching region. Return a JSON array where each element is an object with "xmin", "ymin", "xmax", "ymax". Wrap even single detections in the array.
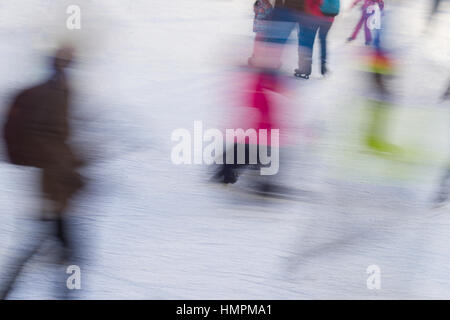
[
  {"xmin": 3, "ymin": 90, "xmax": 41, "ymax": 167},
  {"xmin": 320, "ymin": 0, "xmax": 340, "ymax": 17}
]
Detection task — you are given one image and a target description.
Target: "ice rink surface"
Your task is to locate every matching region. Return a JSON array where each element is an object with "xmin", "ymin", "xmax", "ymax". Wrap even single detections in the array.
[{"xmin": 0, "ymin": 0, "xmax": 449, "ymax": 299}]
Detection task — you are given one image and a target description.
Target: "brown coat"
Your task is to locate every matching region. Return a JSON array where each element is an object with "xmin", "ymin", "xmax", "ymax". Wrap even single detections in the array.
[
  {"xmin": 9, "ymin": 74, "xmax": 81, "ymax": 169},
  {"xmin": 11, "ymin": 73, "xmax": 84, "ymax": 212}
]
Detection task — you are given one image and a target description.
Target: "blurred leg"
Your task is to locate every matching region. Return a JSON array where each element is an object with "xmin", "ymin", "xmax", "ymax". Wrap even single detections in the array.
[
  {"xmin": 431, "ymin": 0, "xmax": 441, "ymax": 16},
  {"xmin": 373, "ymin": 28, "xmax": 381, "ymax": 50},
  {"xmin": 318, "ymin": 20, "xmax": 333, "ymax": 74},
  {"xmin": 364, "ymin": 19, "xmax": 372, "ymax": 45},
  {"xmin": 442, "ymin": 82, "xmax": 450, "ymax": 100},
  {"xmin": 435, "ymin": 168, "xmax": 450, "ymax": 204},
  {"xmin": 213, "ymin": 144, "xmax": 241, "ymax": 184},
  {"xmin": 349, "ymin": 15, "xmax": 365, "ymax": 40},
  {"xmin": 297, "ymin": 18, "xmax": 318, "ymax": 76},
  {"xmin": 0, "ymin": 235, "xmax": 46, "ymax": 299},
  {"xmin": 42, "ymin": 168, "xmax": 80, "ymax": 298},
  {"xmin": 249, "ymin": 33, "xmax": 264, "ymax": 66}
]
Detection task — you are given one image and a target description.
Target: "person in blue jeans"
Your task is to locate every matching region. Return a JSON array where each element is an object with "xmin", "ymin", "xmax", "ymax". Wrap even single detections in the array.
[{"xmin": 296, "ymin": 0, "xmax": 335, "ymax": 78}]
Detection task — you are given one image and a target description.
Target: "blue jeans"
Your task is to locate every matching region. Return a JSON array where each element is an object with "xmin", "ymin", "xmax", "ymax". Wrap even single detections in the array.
[
  {"xmin": 298, "ymin": 15, "xmax": 333, "ymax": 75},
  {"xmin": 261, "ymin": 7, "xmax": 302, "ymax": 44}
]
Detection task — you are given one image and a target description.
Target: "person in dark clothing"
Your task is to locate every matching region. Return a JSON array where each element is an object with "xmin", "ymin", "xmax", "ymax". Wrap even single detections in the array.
[
  {"xmin": 1, "ymin": 46, "xmax": 85, "ymax": 299},
  {"xmin": 211, "ymin": 69, "xmax": 282, "ymax": 188}
]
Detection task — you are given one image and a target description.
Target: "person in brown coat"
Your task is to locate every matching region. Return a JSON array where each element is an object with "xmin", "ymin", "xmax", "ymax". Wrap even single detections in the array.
[{"xmin": 1, "ymin": 46, "xmax": 84, "ymax": 299}]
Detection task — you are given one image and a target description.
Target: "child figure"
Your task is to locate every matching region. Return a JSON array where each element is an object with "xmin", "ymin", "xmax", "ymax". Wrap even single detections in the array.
[{"xmin": 347, "ymin": 0, "xmax": 384, "ymax": 46}]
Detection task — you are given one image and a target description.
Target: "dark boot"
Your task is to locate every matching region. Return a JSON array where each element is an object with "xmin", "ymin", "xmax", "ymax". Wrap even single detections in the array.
[
  {"xmin": 296, "ymin": 52, "xmax": 312, "ymax": 79},
  {"xmin": 294, "ymin": 70, "xmax": 310, "ymax": 79},
  {"xmin": 212, "ymin": 165, "xmax": 237, "ymax": 184},
  {"xmin": 321, "ymin": 62, "xmax": 328, "ymax": 76}
]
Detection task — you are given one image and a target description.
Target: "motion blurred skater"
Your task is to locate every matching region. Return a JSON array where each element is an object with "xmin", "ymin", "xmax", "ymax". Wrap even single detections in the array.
[
  {"xmin": 347, "ymin": 0, "xmax": 384, "ymax": 46},
  {"xmin": 359, "ymin": 13, "xmax": 399, "ymax": 154},
  {"xmin": 1, "ymin": 46, "xmax": 85, "ymax": 299},
  {"xmin": 212, "ymin": 1, "xmax": 305, "ymax": 193}
]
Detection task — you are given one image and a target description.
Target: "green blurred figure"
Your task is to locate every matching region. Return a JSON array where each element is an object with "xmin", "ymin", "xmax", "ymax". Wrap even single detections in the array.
[{"xmin": 362, "ymin": 49, "xmax": 400, "ymax": 154}]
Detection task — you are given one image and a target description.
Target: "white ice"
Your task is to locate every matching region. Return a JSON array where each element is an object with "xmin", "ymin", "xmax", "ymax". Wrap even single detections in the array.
[{"xmin": 0, "ymin": 0, "xmax": 449, "ymax": 299}]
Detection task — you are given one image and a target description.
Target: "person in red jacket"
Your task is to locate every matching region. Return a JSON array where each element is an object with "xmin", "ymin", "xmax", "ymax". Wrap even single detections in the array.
[{"xmin": 295, "ymin": 0, "xmax": 336, "ymax": 78}]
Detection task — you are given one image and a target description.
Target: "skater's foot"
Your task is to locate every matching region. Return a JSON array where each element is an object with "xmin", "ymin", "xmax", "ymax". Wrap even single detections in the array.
[
  {"xmin": 258, "ymin": 183, "xmax": 276, "ymax": 193},
  {"xmin": 347, "ymin": 37, "xmax": 355, "ymax": 42},
  {"xmin": 210, "ymin": 176, "xmax": 237, "ymax": 184},
  {"xmin": 321, "ymin": 63, "xmax": 328, "ymax": 76},
  {"xmin": 433, "ymin": 199, "xmax": 450, "ymax": 209},
  {"xmin": 365, "ymin": 136, "xmax": 401, "ymax": 154},
  {"xmin": 257, "ymin": 183, "xmax": 296, "ymax": 195},
  {"xmin": 294, "ymin": 69, "xmax": 310, "ymax": 79},
  {"xmin": 433, "ymin": 193, "xmax": 449, "ymax": 209},
  {"xmin": 211, "ymin": 170, "xmax": 238, "ymax": 184},
  {"xmin": 223, "ymin": 175, "xmax": 237, "ymax": 184},
  {"xmin": 441, "ymin": 87, "xmax": 450, "ymax": 101}
]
